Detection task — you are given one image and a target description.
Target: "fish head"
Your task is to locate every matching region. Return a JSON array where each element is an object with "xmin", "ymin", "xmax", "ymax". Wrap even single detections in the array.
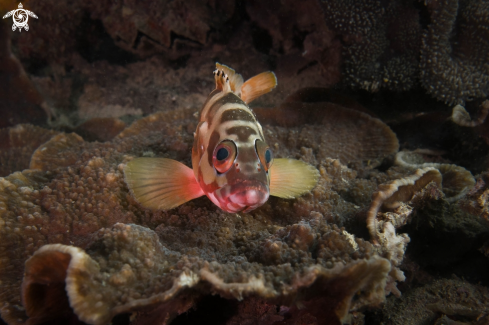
[{"xmin": 204, "ymin": 138, "xmax": 273, "ymax": 213}]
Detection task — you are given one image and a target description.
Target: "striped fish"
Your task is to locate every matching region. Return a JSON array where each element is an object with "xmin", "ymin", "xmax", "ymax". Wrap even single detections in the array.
[{"xmin": 124, "ymin": 63, "xmax": 319, "ymax": 213}]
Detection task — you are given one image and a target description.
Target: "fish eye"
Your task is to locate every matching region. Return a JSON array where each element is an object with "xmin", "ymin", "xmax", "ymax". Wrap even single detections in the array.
[
  {"xmin": 265, "ymin": 148, "xmax": 272, "ymax": 164},
  {"xmin": 216, "ymin": 147, "xmax": 229, "ymax": 161},
  {"xmin": 213, "ymin": 140, "xmax": 237, "ymax": 174},
  {"xmin": 255, "ymin": 139, "xmax": 273, "ymax": 171}
]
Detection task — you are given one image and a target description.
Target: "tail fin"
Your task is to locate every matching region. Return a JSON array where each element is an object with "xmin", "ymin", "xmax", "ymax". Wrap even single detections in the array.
[{"xmin": 241, "ymin": 71, "xmax": 277, "ymax": 104}]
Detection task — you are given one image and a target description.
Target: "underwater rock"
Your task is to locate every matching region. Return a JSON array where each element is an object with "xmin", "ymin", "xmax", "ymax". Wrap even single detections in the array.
[
  {"xmin": 86, "ymin": 0, "xmax": 235, "ymax": 59},
  {"xmin": 0, "ymin": 105, "xmax": 411, "ymax": 324},
  {"xmin": 245, "ymin": 0, "xmax": 342, "ymax": 84},
  {"xmin": 12, "ymin": 0, "xmax": 234, "ymax": 63},
  {"xmin": 0, "ymin": 21, "xmax": 48, "ymax": 128}
]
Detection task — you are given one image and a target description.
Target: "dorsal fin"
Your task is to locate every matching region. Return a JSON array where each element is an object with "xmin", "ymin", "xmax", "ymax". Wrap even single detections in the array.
[
  {"xmin": 213, "ymin": 68, "xmax": 232, "ymax": 93},
  {"xmin": 241, "ymin": 71, "xmax": 277, "ymax": 104},
  {"xmin": 216, "ymin": 63, "xmax": 244, "ymax": 94}
]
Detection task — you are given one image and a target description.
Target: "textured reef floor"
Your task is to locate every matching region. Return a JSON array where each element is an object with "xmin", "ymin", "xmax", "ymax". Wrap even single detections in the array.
[{"xmin": 1, "ymin": 0, "xmax": 489, "ymax": 324}]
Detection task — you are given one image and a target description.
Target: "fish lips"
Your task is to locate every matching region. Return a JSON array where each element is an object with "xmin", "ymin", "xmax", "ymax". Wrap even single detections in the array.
[{"xmin": 223, "ymin": 180, "xmax": 270, "ymax": 212}]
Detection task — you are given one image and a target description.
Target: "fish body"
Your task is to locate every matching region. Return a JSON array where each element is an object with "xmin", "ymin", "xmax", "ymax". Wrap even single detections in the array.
[{"xmin": 124, "ymin": 63, "xmax": 319, "ymax": 213}]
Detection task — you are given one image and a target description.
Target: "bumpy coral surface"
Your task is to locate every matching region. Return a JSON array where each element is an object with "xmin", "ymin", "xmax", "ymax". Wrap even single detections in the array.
[
  {"xmin": 1, "ymin": 0, "xmax": 489, "ymax": 323},
  {"xmin": 0, "ymin": 103, "xmax": 409, "ymax": 325},
  {"xmin": 382, "ymin": 278, "xmax": 489, "ymax": 324},
  {"xmin": 2, "ymin": 88, "xmax": 487, "ymax": 324},
  {"xmin": 0, "ymin": 125, "xmax": 58, "ymax": 177},
  {"xmin": 320, "ymin": 0, "xmax": 421, "ymax": 92},
  {"xmin": 420, "ymin": 0, "xmax": 489, "ymax": 105}
]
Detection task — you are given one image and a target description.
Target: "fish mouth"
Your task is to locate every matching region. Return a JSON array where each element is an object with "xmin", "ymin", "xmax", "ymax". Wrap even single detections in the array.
[{"xmin": 224, "ymin": 181, "xmax": 269, "ymax": 213}]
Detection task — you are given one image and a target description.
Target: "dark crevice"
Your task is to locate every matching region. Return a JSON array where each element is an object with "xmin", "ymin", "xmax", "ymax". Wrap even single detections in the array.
[
  {"xmin": 169, "ymin": 31, "xmax": 204, "ymax": 49},
  {"xmin": 171, "ymin": 295, "xmax": 237, "ymax": 325},
  {"xmin": 297, "ymin": 61, "xmax": 319, "ymax": 75},
  {"xmin": 76, "ymin": 13, "xmax": 139, "ymax": 65},
  {"xmin": 206, "ymin": 0, "xmax": 248, "ymax": 44},
  {"xmin": 111, "ymin": 313, "xmax": 131, "ymax": 325},
  {"xmin": 250, "ymin": 23, "xmax": 273, "ymax": 55},
  {"xmin": 23, "ymin": 59, "xmax": 51, "ymax": 77},
  {"xmin": 168, "ymin": 54, "xmax": 191, "ymax": 70},
  {"xmin": 412, "ymin": 0, "xmax": 432, "ymax": 29}
]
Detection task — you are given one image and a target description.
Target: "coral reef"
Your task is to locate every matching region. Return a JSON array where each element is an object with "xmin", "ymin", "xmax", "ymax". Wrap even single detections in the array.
[
  {"xmin": 366, "ymin": 167, "xmax": 442, "ymax": 242},
  {"xmin": 459, "ymin": 172, "xmax": 489, "ymax": 226},
  {"xmin": 254, "ymin": 88, "xmax": 399, "ymax": 166},
  {"xmin": 1, "ymin": 0, "xmax": 489, "ymax": 323},
  {"xmin": 451, "ymin": 101, "xmax": 489, "ymax": 128},
  {"xmin": 74, "ymin": 117, "xmax": 126, "ymax": 142},
  {"xmin": 320, "ymin": 0, "xmax": 421, "ymax": 92},
  {"xmin": 6, "ymin": 0, "xmax": 489, "ymax": 111},
  {"xmin": 381, "ymin": 278, "xmax": 489, "ymax": 324},
  {"xmin": 245, "ymin": 0, "xmax": 342, "ymax": 84},
  {"xmin": 12, "ymin": 0, "xmax": 235, "ymax": 63},
  {"xmin": 394, "ymin": 151, "xmax": 476, "ymax": 200},
  {"xmin": 365, "ymin": 167, "xmax": 444, "ymax": 296},
  {"xmin": 0, "ymin": 124, "xmax": 58, "ymax": 177},
  {"xmin": 420, "ymin": 0, "xmax": 489, "ymax": 105},
  {"xmin": 317, "ymin": 0, "xmax": 489, "ymax": 105},
  {"xmin": 22, "ymin": 222, "xmax": 390, "ymax": 325},
  {"xmin": 0, "ymin": 93, "xmax": 487, "ymax": 325},
  {"xmin": 0, "ymin": 107, "xmax": 405, "ymax": 325}
]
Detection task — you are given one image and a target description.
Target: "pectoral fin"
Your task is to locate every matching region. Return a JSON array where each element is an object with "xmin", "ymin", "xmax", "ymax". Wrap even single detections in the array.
[
  {"xmin": 241, "ymin": 71, "xmax": 277, "ymax": 104},
  {"xmin": 124, "ymin": 158, "xmax": 204, "ymax": 210},
  {"xmin": 269, "ymin": 158, "xmax": 319, "ymax": 198}
]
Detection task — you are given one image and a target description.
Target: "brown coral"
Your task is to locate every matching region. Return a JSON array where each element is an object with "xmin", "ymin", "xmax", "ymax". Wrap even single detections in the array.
[
  {"xmin": 0, "ymin": 124, "xmax": 58, "ymax": 177},
  {"xmin": 365, "ymin": 167, "xmax": 444, "ymax": 296},
  {"xmin": 394, "ymin": 151, "xmax": 476, "ymax": 201},
  {"xmin": 319, "ymin": 0, "xmax": 421, "ymax": 92},
  {"xmin": 382, "ymin": 278, "xmax": 489, "ymax": 324},
  {"xmin": 367, "ymin": 167, "xmax": 443, "ymax": 242},
  {"xmin": 87, "ymin": 0, "xmax": 235, "ymax": 58},
  {"xmin": 254, "ymin": 88, "xmax": 399, "ymax": 166},
  {"xmin": 459, "ymin": 172, "xmax": 489, "ymax": 226},
  {"xmin": 0, "ymin": 108, "xmax": 405, "ymax": 325},
  {"xmin": 21, "ymin": 223, "xmax": 391, "ymax": 325},
  {"xmin": 451, "ymin": 101, "xmax": 489, "ymax": 127},
  {"xmin": 420, "ymin": 0, "xmax": 489, "ymax": 105},
  {"xmin": 13, "ymin": 0, "xmax": 235, "ymax": 63},
  {"xmin": 245, "ymin": 0, "xmax": 342, "ymax": 84},
  {"xmin": 74, "ymin": 118, "xmax": 126, "ymax": 142}
]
